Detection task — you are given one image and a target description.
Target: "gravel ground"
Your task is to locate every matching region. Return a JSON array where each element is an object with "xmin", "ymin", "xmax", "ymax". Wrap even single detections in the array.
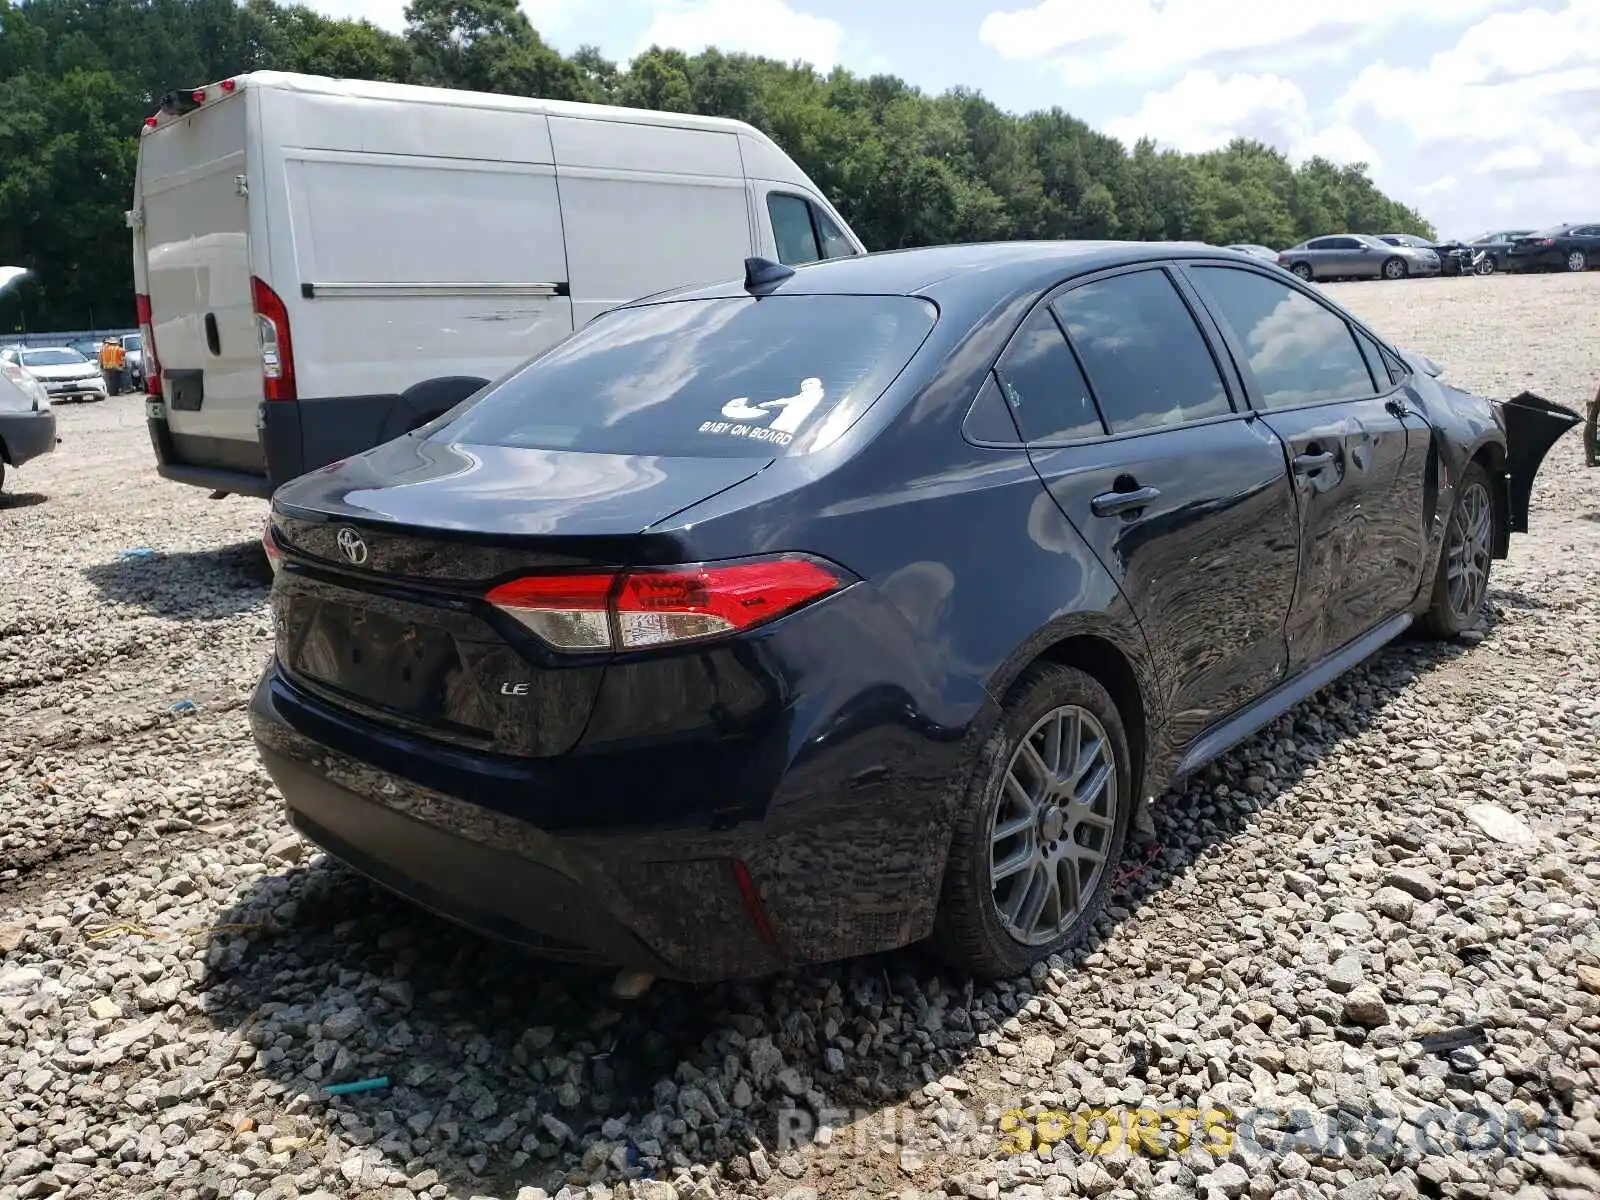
[{"xmin": 2, "ymin": 271, "xmax": 1598, "ymax": 1200}]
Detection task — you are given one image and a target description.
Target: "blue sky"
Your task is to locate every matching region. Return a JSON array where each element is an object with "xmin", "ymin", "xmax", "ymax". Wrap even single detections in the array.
[{"xmin": 314, "ymin": 0, "xmax": 1600, "ymax": 239}]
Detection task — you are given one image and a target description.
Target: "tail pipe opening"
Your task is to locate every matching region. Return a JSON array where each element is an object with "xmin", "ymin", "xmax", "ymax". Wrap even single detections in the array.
[{"xmin": 1498, "ymin": 391, "xmax": 1583, "ymax": 532}]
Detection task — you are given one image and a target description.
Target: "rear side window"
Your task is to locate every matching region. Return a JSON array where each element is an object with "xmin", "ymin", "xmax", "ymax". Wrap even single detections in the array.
[
  {"xmin": 1353, "ymin": 329, "xmax": 1392, "ymax": 390},
  {"xmin": 1051, "ymin": 269, "xmax": 1232, "ymax": 433},
  {"xmin": 769, "ymin": 195, "xmax": 820, "ymax": 265},
  {"xmin": 1189, "ymin": 266, "xmax": 1375, "ymax": 409},
  {"xmin": 994, "ymin": 307, "xmax": 1103, "ymax": 443},
  {"xmin": 438, "ymin": 295, "xmax": 936, "ymax": 459}
]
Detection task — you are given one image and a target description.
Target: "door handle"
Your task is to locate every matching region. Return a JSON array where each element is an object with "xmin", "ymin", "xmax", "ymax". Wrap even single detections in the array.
[
  {"xmin": 1091, "ymin": 485, "xmax": 1161, "ymax": 517},
  {"xmin": 1292, "ymin": 450, "xmax": 1336, "ymax": 474}
]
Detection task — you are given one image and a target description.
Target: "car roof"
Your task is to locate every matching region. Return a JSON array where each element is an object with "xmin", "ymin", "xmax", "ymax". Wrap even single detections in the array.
[{"xmin": 625, "ymin": 240, "xmax": 1260, "ymax": 314}]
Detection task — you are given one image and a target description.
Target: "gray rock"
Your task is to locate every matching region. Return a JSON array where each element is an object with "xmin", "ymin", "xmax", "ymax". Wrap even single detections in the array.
[
  {"xmin": 1342, "ymin": 985, "xmax": 1389, "ymax": 1028},
  {"xmin": 1326, "ymin": 955, "xmax": 1364, "ymax": 993},
  {"xmin": 1383, "ymin": 867, "xmax": 1439, "ymax": 901},
  {"xmin": 1464, "ymin": 803, "xmax": 1538, "ymax": 848}
]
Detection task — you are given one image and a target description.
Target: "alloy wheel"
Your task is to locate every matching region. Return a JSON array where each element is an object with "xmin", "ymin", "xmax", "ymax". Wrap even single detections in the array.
[
  {"xmin": 988, "ymin": 705, "xmax": 1118, "ymax": 946},
  {"xmin": 1446, "ymin": 481, "xmax": 1493, "ymax": 623},
  {"xmin": 1384, "ymin": 258, "xmax": 1406, "ymax": 280},
  {"xmin": 1567, "ymin": 251, "xmax": 1587, "ymax": 273}
]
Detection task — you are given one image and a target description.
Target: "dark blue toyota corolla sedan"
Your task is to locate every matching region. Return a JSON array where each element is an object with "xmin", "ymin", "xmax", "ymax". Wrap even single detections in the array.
[{"xmin": 253, "ymin": 242, "xmax": 1579, "ymax": 982}]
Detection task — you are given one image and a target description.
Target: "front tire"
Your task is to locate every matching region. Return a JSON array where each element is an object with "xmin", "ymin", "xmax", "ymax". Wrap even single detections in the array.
[
  {"xmin": 936, "ymin": 664, "xmax": 1131, "ymax": 979},
  {"xmin": 1567, "ymin": 250, "xmax": 1588, "ymax": 273},
  {"xmin": 1422, "ymin": 461, "xmax": 1496, "ymax": 638},
  {"xmin": 1382, "ymin": 256, "xmax": 1408, "ymax": 281},
  {"xmin": 1475, "ymin": 256, "xmax": 1495, "ymax": 276}
]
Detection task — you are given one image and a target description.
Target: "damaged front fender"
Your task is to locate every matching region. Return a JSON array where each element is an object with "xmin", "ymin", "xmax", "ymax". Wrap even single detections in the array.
[{"xmin": 1494, "ymin": 391, "xmax": 1582, "ymax": 533}]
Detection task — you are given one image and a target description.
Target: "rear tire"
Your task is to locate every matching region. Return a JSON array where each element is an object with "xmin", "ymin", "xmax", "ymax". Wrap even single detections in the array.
[
  {"xmin": 1290, "ymin": 262, "xmax": 1313, "ymax": 281},
  {"xmin": 1567, "ymin": 250, "xmax": 1588, "ymax": 273},
  {"xmin": 1422, "ymin": 461, "xmax": 1496, "ymax": 638},
  {"xmin": 1382, "ymin": 257, "xmax": 1408, "ymax": 281},
  {"xmin": 936, "ymin": 663, "xmax": 1131, "ymax": 980}
]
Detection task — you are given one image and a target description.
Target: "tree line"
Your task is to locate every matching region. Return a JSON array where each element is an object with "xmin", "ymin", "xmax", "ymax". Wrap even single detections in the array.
[{"xmin": 0, "ymin": 0, "xmax": 1436, "ymax": 331}]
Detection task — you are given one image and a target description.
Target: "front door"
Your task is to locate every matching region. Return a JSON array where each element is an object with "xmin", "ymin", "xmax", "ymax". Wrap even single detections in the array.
[
  {"xmin": 1182, "ymin": 263, "xmax": 1430, "ymax": 669},
  {"xmin": 997, "ymin": 265, "xmax": 1301, "ymax": 750}
]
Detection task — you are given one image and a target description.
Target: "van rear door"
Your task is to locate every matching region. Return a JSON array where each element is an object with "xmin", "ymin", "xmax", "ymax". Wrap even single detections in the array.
[{"xmin": 136, "ymin": 88, "xmax": 264, "ymax": 483}]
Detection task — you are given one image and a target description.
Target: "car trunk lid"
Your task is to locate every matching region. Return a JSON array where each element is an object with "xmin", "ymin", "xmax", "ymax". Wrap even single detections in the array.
[{"xmin": 269, "ymin": 435, "xmax": 770, "ymax": 756}]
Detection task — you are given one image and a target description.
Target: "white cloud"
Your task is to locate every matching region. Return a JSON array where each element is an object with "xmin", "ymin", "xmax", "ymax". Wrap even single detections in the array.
[
  {"xmin": 1103, "ymin": 71, "xmax": 1379, "ymax": 166},
  {"xmin": 1334, "ymin": 1, "xmax": 1600, "ymax": 225},
  {"xmin": 978, "ymin": 0, "xmax": 1504, "ymax": 86},
  {"xmin": 637, "ymin": 0, "xmax": 844, "ymax": 69}
]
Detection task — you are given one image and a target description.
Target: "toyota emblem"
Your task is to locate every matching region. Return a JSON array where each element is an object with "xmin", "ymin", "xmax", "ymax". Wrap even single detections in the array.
[{"xmin": 336, "ymin": 527, "xmax": 369, "ymax": 566}]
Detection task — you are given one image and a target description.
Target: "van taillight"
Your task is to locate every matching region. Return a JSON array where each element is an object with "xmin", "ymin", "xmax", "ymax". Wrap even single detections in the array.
[
  {"xmin": 251, "ymin": 277, "xmax": 297, "ymax": 401},
  {"xmin": 134, "ymin": 293, "xmax": 162, "ymax": 400}
]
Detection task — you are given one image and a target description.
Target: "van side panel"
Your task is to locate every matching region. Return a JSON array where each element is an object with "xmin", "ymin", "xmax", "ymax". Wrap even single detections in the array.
[
  {"xmin": 550, "ymin": 118, "xmax": 754, "ymax": 328},
  {"xmin": 251, "ymin": 88, "xmax": 574, "ymax": 482},
  {"xmin": 280, "ymin": 152, "xmax": 573, "ymax": 399},
  {"xmin": 138, "ymin": 92, "xmax": 262, "ymax": 474}
]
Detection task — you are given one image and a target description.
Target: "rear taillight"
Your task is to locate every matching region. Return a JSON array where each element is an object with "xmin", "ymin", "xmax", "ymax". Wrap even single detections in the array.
[
  {"xmin": 251, "ymin": 276, "xmax": 296, "ymax": 401},
  {"xmin": 134, "ymin": 293, "xmax": 162, "ymax": 400},
  {"xmin": 486, "ymin": 556, "xmax": 846, "ymax": 652},
  {"xmin": 262, "ymin": 520, "xmax": 283, "ymax": 575}
]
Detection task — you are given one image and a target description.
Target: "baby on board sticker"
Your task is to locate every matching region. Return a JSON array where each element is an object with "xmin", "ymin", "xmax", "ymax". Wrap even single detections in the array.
[{"xmin": 699, "ymin": 377, "xmax": 825, "ymax": 446}]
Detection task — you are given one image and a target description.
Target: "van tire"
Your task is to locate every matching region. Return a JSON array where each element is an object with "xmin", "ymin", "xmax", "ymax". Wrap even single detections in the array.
[{"xmin": 382, "ymin": 376, "xmax": 489, "ymax": 443}]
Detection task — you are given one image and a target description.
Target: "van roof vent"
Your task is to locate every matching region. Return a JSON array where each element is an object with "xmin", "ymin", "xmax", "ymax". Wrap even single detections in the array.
[{"xmin": 743, "ymin": 256, "xmax": 795, "ymax": 293}]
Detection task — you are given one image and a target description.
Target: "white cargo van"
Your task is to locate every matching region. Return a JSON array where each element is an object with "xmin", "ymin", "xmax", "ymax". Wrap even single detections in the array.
[{"xmin": 130, "ymin": 71, "xmax": 867, "ymax": 498}]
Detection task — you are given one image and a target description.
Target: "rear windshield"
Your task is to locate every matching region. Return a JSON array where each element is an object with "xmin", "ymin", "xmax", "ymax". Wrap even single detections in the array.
[
  {"xmin": 438, "ymin": 295, "xmax": 938, "ymax": 459},
  {"xmin": 22, "ymin": 349, "xmax": 87, "ymax": 366}
]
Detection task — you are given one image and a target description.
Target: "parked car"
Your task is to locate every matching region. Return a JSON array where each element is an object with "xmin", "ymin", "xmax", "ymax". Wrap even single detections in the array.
[
  {"xmin": 1467, "ymin": 229, "xmax": 1535, "ymax": 274},
  {"xmin": 0, "ymin": 346, "xmax": 107, "ymax": 403},
  {"xmin": 122, "ymin": 332, "xmax": 145, "ymax": 391},
  {"xmin": 1505, "ymin": 224, "xmax": 1600, "ymax": 273},
  {"xmin": 1280, "ymin": 234, "xmax": 1441, "ymax": 281},
  {"xmin": 251, "ymin": 241, "xmax": 1579, "ymax": 982},
  {"xmin": 1224, "ymin": 244, "xmax": 1279, "ymax": 262},
  {"xmin": 1377, "ymin": 233, "xmax": 1468, "ymax": 276},
  {"xmin": 133, "ymin": 71, "xmax": 868, "ymax": 502},
  {"xmin": 0, "ymin": 270, "xmax": 57, "ymax": 493}
]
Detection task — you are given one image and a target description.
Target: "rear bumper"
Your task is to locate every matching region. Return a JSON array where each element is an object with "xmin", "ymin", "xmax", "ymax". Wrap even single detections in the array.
[
  {"xmin": 44, "ymin": 379, "xmax": 106, "ymax": 402},
  {"xmin": 251, "ymin": 590, "xmax": 989, "ymax": 978},
  {"xmin": 0, "ymin": 409, "xmax": 58, "ymax": 467},
  {"xmin": 146, "ymin": 411, "xmax": 275, "ymax": 498}
]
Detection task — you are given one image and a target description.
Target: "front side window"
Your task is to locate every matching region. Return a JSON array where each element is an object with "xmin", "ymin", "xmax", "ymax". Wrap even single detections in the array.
[
  {"xmin": 438, "ymin": 294, "xmax": 937, "ymax": 459},
  {"xmin": 1052, "ymin": 269, "xmax": 1231, "ymax": 434},
  {"xmin": 1353, "ymin": 328, "xmax": 1393, "ymax": 391},
  {"xmin": 994, "ymin": 306, "xmax": 1102, "ymax": 443},
  {"xmin": 768, "ymin": 194, "xmax": 856, "ymax": 265},
  {"xmin": 1190, "ymin": 266, "xmax": 1374, "ymax": 409},
  {"xmin": 768, "ymin": 194, "xmax": 820, "ymax": 265}
]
